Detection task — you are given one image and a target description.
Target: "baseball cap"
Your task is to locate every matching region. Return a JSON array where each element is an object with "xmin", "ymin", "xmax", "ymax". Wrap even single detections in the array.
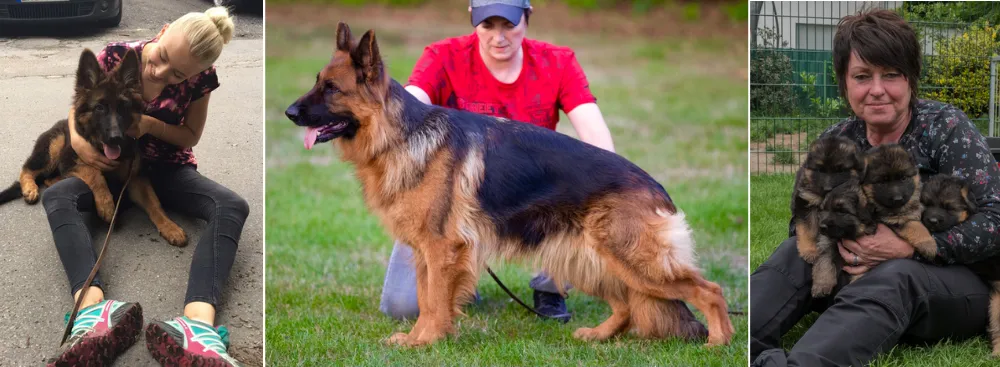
[{"xmin": 470, "ymin": 0, "xmax": 531, "ymax": 27}]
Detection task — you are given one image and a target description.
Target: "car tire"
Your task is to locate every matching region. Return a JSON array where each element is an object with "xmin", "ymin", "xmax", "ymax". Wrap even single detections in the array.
[{"xmin": 99, "ymin": 1, "xmax": 122, "ymax": 28}]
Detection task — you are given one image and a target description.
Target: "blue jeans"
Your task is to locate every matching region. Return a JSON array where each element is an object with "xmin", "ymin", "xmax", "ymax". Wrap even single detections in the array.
[{"xmin": 379, "ymin": 240, "xmax": 569, "ymax": 319}]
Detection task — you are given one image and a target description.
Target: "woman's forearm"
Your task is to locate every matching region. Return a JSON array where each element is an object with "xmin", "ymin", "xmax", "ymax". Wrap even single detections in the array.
[
  {"xmin": 567, "ymin": 103, "xmax": 616, "ymax": 153},
  {"xmin": 142, "ymin": 115, "xmax": 200, "ymax": 148}
]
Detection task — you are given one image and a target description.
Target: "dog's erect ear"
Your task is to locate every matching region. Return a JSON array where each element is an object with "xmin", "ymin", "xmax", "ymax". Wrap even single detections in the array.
[
  {"xmin": 857, "ymin": 189, "xmax": 874, "ymax": 225},
  {"xmin": 336, "ymin": 22, "xmax": 353, "ymax": 52},
  {"xmin": 118, "ymin": 49, "xmax": 141, "ymax": 90},
  {"xmin": 76, "ymin": 49, "xmax": 103, "ymax": 91},
  {"xmin": 352, "ymin": 30, "xmax": 383, "ymax": 82}
]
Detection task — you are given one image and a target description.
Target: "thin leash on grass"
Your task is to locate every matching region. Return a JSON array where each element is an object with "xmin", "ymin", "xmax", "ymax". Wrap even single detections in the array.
[
  {"xmin": 486, "ymin": 267, "xmax": 747, "ymax": 318},
  {"xmin": 60, "ymin": 155, "xmax": 137, "ymax": 346}
]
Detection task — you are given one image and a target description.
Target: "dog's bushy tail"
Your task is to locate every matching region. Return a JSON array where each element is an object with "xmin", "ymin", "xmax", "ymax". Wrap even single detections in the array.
[
  {"xmin": 656, "ymin": 209, "xmax": 699, "ymax": 281},
  {"xmin": 0, "ymin": 181, "xmax": 21, "ymax": 205},
  {"xmin": 629, "ymin": 290, "xmax": 708, "ymax": 341}
]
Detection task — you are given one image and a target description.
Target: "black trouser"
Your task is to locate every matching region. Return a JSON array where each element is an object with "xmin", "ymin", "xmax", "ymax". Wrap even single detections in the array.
[
  {"xmin": 751, "ymin": 237, "xmax": 990, "ymax": 367},
  {"xmin": 42, "ymin": 163, "xmax": 250, "ymax": 307}
]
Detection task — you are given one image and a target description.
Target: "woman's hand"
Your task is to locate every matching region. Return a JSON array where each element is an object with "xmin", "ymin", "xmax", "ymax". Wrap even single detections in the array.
[
  {"xmin": 838, "ymin": 223, "xmax": 915, "ymax": 275},
  {"xmin": 68, "ymin": 108, "xmax": 118, "ymax": 171}
]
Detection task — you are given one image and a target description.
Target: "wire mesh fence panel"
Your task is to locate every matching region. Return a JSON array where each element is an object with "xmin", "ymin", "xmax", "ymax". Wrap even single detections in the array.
[{"xmin": 750, "ymin": 1, "xmax": 1000, "ymax": 174}]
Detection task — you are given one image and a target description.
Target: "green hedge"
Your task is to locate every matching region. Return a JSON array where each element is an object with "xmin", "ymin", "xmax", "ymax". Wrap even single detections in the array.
[{"xmin": 922, "ymin": 23, "xmax": 1000, "ymax": 119}]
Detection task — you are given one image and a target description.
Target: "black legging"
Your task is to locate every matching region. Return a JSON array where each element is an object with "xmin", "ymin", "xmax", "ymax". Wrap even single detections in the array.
[
  {"xmin": 751, "ymin": 237, "xmax": 990, "ymax": 366},
  {"xmin": 42, "ymin": 163, "xmax": 250, "ymax": 307}
]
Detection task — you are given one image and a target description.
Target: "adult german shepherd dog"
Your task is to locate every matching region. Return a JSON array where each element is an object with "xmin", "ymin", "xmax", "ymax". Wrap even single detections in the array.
[
  {"xmin": 285, "ymin": 23, "xmax": 734, "ymax": 347},
  {"xmin": 0, "ymin": 48, "xmax": 187, "ymax": 247}
]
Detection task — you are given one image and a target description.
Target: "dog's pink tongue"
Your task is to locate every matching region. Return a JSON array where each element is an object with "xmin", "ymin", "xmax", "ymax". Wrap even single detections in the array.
[
  {"xmin": 103, "ymin": 144, "xmax": 121, "ymax": 160},
  {"xmin": 304, "ymin": 126, "xmax": 320, "ymax": 150}
]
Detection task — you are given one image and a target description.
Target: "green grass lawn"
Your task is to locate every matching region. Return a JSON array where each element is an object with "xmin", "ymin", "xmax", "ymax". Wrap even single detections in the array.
[
  {"xmin": 265, "ymin": 12, "xmax": 748, "ymax": 366},
  {"xmin": 750, "ymin": 174, "xmax": 995, "ymax": 366}
]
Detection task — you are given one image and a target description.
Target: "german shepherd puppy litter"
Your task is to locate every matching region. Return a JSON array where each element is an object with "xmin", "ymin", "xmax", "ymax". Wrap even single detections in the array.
[
  {"xmin": 284, "ymin": 22, "xmax": 735, "ymax": 347},
  {"xmin": 0, "ymin": 49, "xmax": 187, "ymax": 247},
  {"xmin": 792, "ymin": 136, "xmax": 864, "ymax": 265},
  {"xmin": 861, "ymin": 144, "xmax": 936, "ymax": 259}
]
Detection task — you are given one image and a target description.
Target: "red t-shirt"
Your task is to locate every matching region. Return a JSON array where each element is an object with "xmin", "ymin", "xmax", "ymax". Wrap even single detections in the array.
[{"xmin": 406, "ymin": 33, "xmax": 596, "ymax": 131}]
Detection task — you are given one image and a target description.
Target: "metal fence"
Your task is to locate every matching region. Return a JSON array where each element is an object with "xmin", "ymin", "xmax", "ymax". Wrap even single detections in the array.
[{"xmin": 750, "ymin": 1, "xmax": 1000, "ymax": 174}]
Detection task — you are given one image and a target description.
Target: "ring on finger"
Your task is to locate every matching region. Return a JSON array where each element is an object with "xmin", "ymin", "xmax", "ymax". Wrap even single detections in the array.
[{"xmin": 853, "ymin": 254, "xmax": 859, "ymax": 267}]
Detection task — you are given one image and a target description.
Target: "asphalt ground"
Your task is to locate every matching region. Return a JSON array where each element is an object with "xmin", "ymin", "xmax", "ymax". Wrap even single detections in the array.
[{"xmin": 0, "ymin": 1, "xmax": 264, "ymax": 365}]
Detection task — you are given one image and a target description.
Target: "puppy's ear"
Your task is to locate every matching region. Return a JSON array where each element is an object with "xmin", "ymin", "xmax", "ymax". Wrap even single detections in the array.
[
  {"xmin": 76, "ymin": 49, "xmax": 103, "ymax": 91},
  {"xmin": 856, "ymin": 152, "xmax": 868, "ymax": 181},
  {"xmin": 857, "ymin": 189, "xmax": 875, "ymax": 225},
  {"xmin": 961, "ymin": 186, "xmax": 978, "ymax": 214},
  {"xmin": 118, "ymin": 49, "xmax": 141, "ymax": 90}
]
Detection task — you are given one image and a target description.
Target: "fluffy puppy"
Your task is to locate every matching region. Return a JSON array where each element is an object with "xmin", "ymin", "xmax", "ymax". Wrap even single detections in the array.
[{"xmin": 792, "ymin": 136, "xmax": 865, "ymax": 264}]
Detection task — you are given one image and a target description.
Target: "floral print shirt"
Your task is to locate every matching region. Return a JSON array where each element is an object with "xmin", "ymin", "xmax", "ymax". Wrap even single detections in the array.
[
  {"xmin": 798, "ymin": 99, "xmax": 1000, "ymax": 271},
  {"xmin": 96, "ymin": 39, "xmax": 220, "ymax": 168}
]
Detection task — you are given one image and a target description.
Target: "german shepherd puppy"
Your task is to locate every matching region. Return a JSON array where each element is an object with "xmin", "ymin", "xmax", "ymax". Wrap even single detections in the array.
[
  {"xmin": 792, "ymin": 136, "xmax": 864, "ymax": 264},
  {"xmin": 284, "ymin": 23, "xmax": 734, "ymax": 347},
  {"xmin": 920, "ymin": 174, "xmax": 977, "ymax": 233},
  {"xmin": 919, "ymin": 175, "xmax": 1000, "ymax": 357},
  {"xmin": 811, "ymin": 179, "xmax": 875, "ymax": 297},
  {"xmin": 0, "ymin": 49, "xmax": 187, "ymax": 247},
  {"xmin": 861, "ymin": 144, "xmax": 936, "ymax": 259}
]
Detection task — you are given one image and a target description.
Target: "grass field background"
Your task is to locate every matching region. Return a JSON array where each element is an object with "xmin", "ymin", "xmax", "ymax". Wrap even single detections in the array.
[
  {"xmin": 265, "ymin": 3, "xmax": 748, "ymax": 365},
  {"xmin": 750, "ymin": 174, "xmax": 996, "ymax": 366}
]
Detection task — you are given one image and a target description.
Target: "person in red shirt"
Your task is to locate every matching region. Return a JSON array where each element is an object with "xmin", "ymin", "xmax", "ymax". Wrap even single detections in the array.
[{"xmin": 379, "ymin": 0, "xmax": 616, "ymax": 323}]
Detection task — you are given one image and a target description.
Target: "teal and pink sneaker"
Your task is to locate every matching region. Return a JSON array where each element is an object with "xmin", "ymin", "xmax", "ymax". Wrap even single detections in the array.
[
  {"xmin": 47, "ymin": 300, "xmax": 143, "ymax": 367},
  {"xmin": 145, "ymin": 316, "xmax": 242, "ymax": 367}
]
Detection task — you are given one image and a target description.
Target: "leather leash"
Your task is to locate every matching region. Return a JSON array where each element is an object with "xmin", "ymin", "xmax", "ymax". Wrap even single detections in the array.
[
  {"xmin": 60, "ymin": 156, "xmax": 136, "ymax": 346},
  {"xmin": 486, "ymin": 267, "xmax": 746, "ymax": 318},
  {"xmin": 486, "ymin": 266, "xmax": 572, "ymax": 321}
]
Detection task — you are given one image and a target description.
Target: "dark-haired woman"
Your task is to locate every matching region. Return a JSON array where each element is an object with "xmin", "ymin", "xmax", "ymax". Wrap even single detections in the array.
[{"xmin": 750, "ymin": 9, "xmax": 1000, "ymax": 367}]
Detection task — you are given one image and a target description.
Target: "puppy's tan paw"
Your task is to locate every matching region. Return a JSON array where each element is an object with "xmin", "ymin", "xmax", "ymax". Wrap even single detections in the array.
[
  {"xmin": 914, "ymin": 242, "xmax": 938, "ymax": 259},
  {"xmin": 811, "ymin": 277, "xmax": 837, "ymax": 298},
  {"xmin": 22, "ymin": 187, "xmax": 39, "ymax": 204},
  {"xmin": 158, "ymin": 222, "xmax": 188, "ymax": 247},
  {"xmin": 95, "ymin": 196, "xmax": 115, "ymax": 223}
]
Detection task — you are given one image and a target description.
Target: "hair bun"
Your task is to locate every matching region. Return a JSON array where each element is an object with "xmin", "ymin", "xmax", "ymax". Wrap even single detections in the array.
[{"xmin": 205, "ymin": 6, "xmax": 235, "ymax": 44}]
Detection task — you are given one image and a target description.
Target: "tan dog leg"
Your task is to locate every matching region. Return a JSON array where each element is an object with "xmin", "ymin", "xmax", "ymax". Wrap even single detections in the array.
[
  {"xmin": 387, "ymin": 241, "xmax": 463, "ymax": 347},
  {"xmin": 796, "ymin": 216, "xmax": 820, "ymax": 264},
  {"xmin": 574, "ymin": 297, "xmax": 631, "ymax": 341},
  {"xmin": 896, "ymin": 221, "xmax": 938, "ymax": 259},
  {"xmin": 19, "ymin": 168, "xmax": 41, "ymax": 204},
  {"xmin": 810, "ymin": 236, "xmax": 839, "ymax": 297},
  {"xmin": 127, "ymin": 177, "xmax": 187, "ymax": 247},
  {"xmin": 604, "ymin": 256, "xmax": 734, "ymax": 347},
  {"xmin": 69, "ymin": 165, "xmax": 114, "ymax": 222}
]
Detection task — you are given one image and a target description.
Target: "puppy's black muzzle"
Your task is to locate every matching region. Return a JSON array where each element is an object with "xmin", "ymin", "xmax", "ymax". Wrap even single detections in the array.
[{"xmin": 921, "ymin": 208, "xmax": 957, "ymax": 232}]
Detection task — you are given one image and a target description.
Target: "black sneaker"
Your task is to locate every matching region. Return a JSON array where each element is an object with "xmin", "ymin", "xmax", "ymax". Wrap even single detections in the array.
[{"xmin": 532, "ymin": 290, "xmax": 571, "ymax": 323}]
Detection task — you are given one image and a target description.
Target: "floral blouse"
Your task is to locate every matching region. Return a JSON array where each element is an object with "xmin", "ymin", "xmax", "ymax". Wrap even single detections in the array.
[
  {"xmin": 791, "ymin": 99, "xmax": 1000, "ymax": 274},
  {"xmin": 96, "ymin": 38, "xmax": 220, "ymax": 168}
]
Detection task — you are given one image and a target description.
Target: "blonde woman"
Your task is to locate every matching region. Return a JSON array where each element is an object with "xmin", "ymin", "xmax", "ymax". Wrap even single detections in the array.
[{"xmin": 47, "ymin": 7, "xmax": 248, "ymax": 367}]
